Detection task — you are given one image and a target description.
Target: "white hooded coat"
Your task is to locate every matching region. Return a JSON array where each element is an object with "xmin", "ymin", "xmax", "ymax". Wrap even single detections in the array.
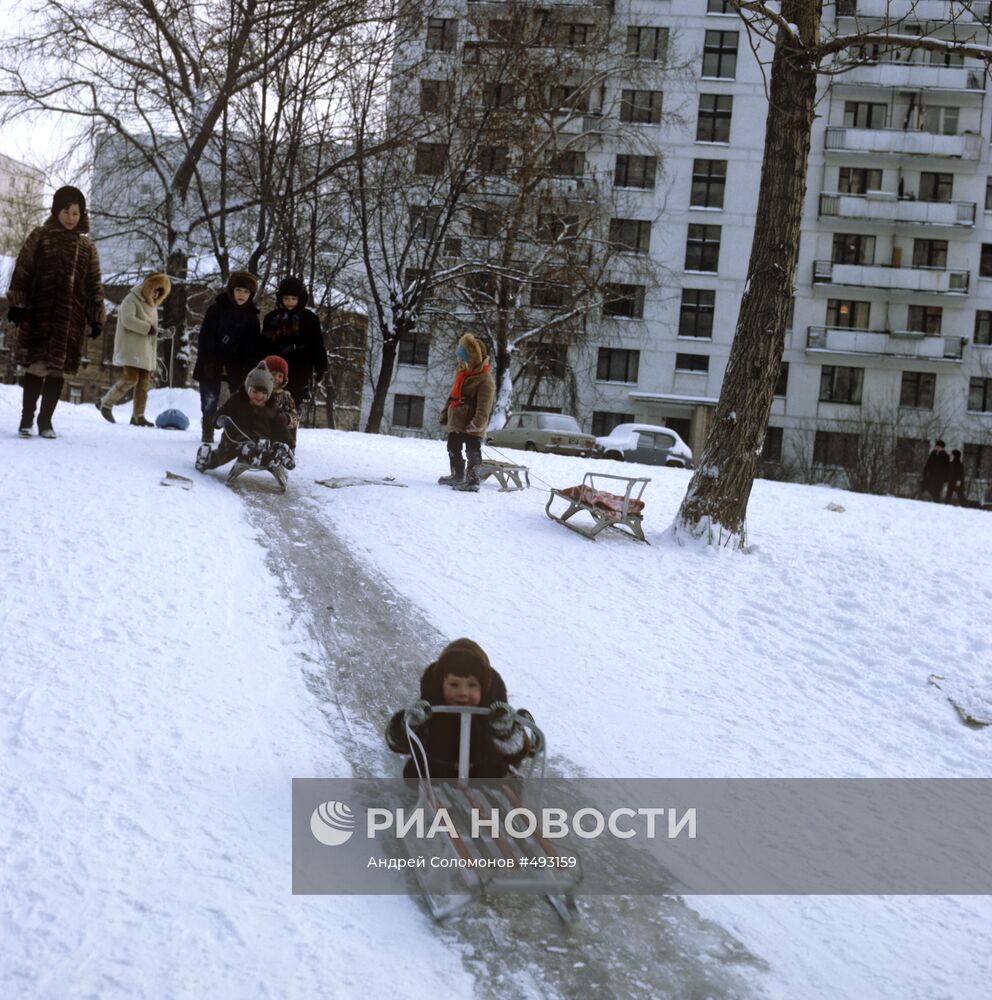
[{"xmin": 111, "ymin": 274, "xmax": 170, "ymax": 371}]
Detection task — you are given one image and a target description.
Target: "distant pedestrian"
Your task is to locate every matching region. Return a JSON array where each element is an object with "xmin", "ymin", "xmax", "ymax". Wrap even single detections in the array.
[
  {"xmin": 193, "ymin": 271, "xmax": 261, "ymax": 443},
  {"xmin": 945, "ymin": 449, "xmax": 966, "ymax": 505},
  {"xmin": 97, "ymin": 273, "xmax": 171, "ymax": 426},
  {"xmin": 259, "ymin": 277, "xmax": 327, "ymax": 408},
  {"xmin": 7, "ymin": 185, "xmax": 105, "ymax": 438},
  {"xmin": 921, "ymin": 439, "xmax": 950, "ymax": 501}
]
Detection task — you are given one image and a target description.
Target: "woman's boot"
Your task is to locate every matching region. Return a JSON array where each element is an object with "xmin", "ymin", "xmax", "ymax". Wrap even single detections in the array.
[
  {"xmin": 19, "ymin": 373, "xmax": 44, "ymax": 436},
  {"xmin": 36, "ymin": 376, "xmax": 64, "ymax": 438}
]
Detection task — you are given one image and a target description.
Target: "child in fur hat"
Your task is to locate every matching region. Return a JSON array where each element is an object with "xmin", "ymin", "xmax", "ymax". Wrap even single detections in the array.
[
  {"xmin": 438, "ymin": 334, "xmax": 495, "ymax": 492},
  {"xmin": 97, "ymin": 273, "xmax": 171, "ymax": 426},
  {"xmin": 385, "ymin": 638, "xmax": 532, "ymax": 779},
  {"xmin": 263, "ymin": 354, "xmax": 299, "ymax": 449},
  {"xmin": 195, "ymin": 362, "xmax": 292, "ymax": 474}
]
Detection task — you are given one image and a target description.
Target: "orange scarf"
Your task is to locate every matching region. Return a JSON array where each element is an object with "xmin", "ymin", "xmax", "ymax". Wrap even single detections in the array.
[{"xmin": 448, "ymin": 363, "xmax": 489, "ymax": 406}]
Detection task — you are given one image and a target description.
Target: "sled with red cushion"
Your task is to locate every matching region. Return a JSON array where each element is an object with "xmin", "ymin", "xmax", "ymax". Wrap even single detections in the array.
[
  {"xmin": 400, "ymin": 705, "xmax": 581, "ymax": 923},
  {"xmin": 545, "ymin": 472, "xmax": 651, "ymax": 542}
]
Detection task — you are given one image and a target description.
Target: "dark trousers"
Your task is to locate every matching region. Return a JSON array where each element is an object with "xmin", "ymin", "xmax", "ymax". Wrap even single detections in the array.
[
  {"xmin": 199, "ymin": 379, "xmax": 222, "ymax": 418},
  {"xmin": 945, "ymin": 483, "xmax": 965, "ymax": 504},
  {"xmin": 447, "ymin": 432, "xmax": 482, "ymax": 469}
]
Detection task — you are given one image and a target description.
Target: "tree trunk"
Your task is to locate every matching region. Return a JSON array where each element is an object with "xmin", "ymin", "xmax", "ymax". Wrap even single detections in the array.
[
  {"xmin": 165, "ymin": 247, "xmax": 190, "ymax": 388},
  {"xmin": 676, "ymin": 0, "xmax": 822, "ymax": 548},
  {"xmin": 364, "ymin": 334, "xmax": 399, "ymax": 433}
]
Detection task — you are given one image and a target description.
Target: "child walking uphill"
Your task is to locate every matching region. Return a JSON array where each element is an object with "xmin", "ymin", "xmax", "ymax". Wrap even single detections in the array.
[
  {"xmin": 385, "ymin": 638, "xmax": 532, "ymax": 779},
  {"xmin": 438, "ymin": 334, "xmax": 495, "ymax": 492}
]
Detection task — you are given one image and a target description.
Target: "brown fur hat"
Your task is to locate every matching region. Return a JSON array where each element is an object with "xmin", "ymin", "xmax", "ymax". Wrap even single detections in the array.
[
  {"xmin": 227, "ymin": 270, "xmax": 258, "ymax": 303},
  {"xmin": 431, "ymin": 638, "xmax": 492, "ymax": 695},
  {"xmin": 139, "ymin": 273, "xmax": 171, "ymax": 306},
  {"xmin": 456, "ymin": 333, "xmax": 486, "ymax": 370}
]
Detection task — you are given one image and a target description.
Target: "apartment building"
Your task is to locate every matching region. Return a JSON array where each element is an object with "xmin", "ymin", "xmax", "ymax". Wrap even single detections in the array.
[
  {"xmin": 377, "ymin": 0, "xmax": 992, "ymax": 498},
  {"xmin": 0, "ymin": 152, "xmax": 45, "ymax": 257}
]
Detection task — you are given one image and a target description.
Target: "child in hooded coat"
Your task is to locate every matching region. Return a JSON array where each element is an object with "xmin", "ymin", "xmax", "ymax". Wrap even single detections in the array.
[
  {"xmin": 385, "ymin": 638, "xmax": 532, "ymax": 779},
  {"xmin": 438, "ymin": 333, "xmax": 495, "ymax": 492},
  {"xmin": 259, "ymin": 277, "xmax": 327, "ymax": 407},
  {"xmin": 97, "ymin": 273, "xmax": 171, "ymax": 426}
]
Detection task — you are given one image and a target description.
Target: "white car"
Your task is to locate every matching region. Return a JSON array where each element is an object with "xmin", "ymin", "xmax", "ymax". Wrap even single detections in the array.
[{"xmin": 596, "ymin": 423, "xmax": 693, "ymax": 468}]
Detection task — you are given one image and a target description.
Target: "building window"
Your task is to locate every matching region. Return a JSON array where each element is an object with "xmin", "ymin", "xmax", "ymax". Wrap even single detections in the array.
[
  {"xmin": 597, "ymin": 347, "xmax": 640, "ymax": 383},
  {"xmin": 707, "ymin": 0, "xmax": 734, "ymax": 11},
  {"xmin": 896, "ymin": 437, "xmax": 929, "ymax": 473},
  {"xmin": 774, "ymin": 362, "xmax": 789, "ymax": 398},
  {"xmin": 420, "ymin": 79, "xmax": 452, "ymax": 114},
  {"xmin": 826, "ymin": 299, "xmax": 871, "ymax": 328},
  {"xmin": 819, "ymin": 365, "xmax": 864, "ymax": 404},
  {"xmin": 975, "ymin": 310, "xmax": 992, "ymax": 345},
  {"xmin": 483, "ymin": 82, "xmax": 516, "ymax": 110},
  {"xmin": 813, "ymin": 430, "xmax": 859, "ymax": 468},
  {"xmin": 981, "ymin": 244, "xmax": 992, "ymax": 277},
  {"xmin": 520, "ymin": 342, "xmax": 567, "ymax": 378},
  {"xmin": 912, "ymin": 239, "xmax": 947, "ymax": 268},
  {"xmin": 763, "ymin": 426, "xmax": 783, "ymax": 462},
  {"xmin": 685, "ymin": 224, "xmax": 721, "ymax": 272},
  {"xmin": 625, "ymin": 25, "xmax": 667, "ymax": 60},
  {"xmin": 392, "ymin": 394, "xmax": 425, "ymax": 428},
  {"xmin": 696, "ymin": 94, "xmax": 732, "ymax": 142},
  {"xmin": 557, "ymin": 22, "xmax": 593, "ymax": 47},
  {"xmin": 899, "ymin": 371, "xmax": 935, "ymax": 408},
  {"xmin": 426, "ymin": 17, "xmax": 457, "ymax": 53},
  {"xmin": 592, "ymin": 410, "xmax": 636, "ymax": 436},
  {"xmin": 614, "ymin": 154, "xmax": 657, "ymax": 189},
  {"xmin": 690, "ymin": 159, "xmax": 727, "ymax": 209},
  {"xmin": 549, "ymin": 150, "xmax": 585, "ymax": 177},
  {"xmin": 398, "ymin": 329, "xmax": 430, "ymax": 366},
  {"xmin": 409, "ymin": 205, "xmax": 441, "ymax": 239},
  {"xmin": 986, "ymin": 179, "xmax": 992, "ymax": 212},
  {"xmin": 536, "ymin": 211, "xmax": 579, "ymax": 243},
  {"xmin": 469, "ymin": 206, "xmax": 500, "ymax": 238},
  {"xmin": 679, "ymin": 289, "xmax": 715, "ymax": 338},
  {"xmin": 907, "ymin": 305, "xmax": 942, "ymax": 334},
  {"xmin": 838, "ymin": 167, "xmax": 881, "ymax": 194},
  {"xmin": 919, "ymin": 172, "xmax": 953, "ymax": 203},
  {"xmin": 414, "ymin": 142, "xmax": 447, "ymax": 175},
  {"xmin": 675, "ymin": 352, "xmax": 709, "ymax": 373},
  {"xmin": 620, "ymin": 89, "xmax": 663, "ymax": 125},
  {"xmin": 477, "ymin": 144, "xmax": 508, "ymax": 174},
  {"xmin": 921, "ymin": 105, "xmax": 959, "ymax": 136},
  {"xmin": 531, "ymin": 275, "xmax": 568, "ymax": 308},
  {"xmin": 968, "ymin": 377, "xmax": 992, "ymax": 412},
  {"xmin": 609, "ymin": 218, "xmax": 651, "ymax": 254},
  {"xmin": 603, "ymin": 283, "xmax": 645, "ymax": 319},
  {"xmin": 702, "ymin": 30, "xmax": 738, "ymax": 78},
  {"xmin": 68, "ymin": 385, "xmax": 83, "ymax": 405},
  {"xmin": 546, "ymin": 84, "xmax": 587, "ymax": 113},
  {"xmin": 843, "ymin": 101, "xmax": 887, "ymax": 129},
  {"xmin": 963, "ymin": 442, "xmax": 992, "ymax": 480},
  {"xmin": 832, "ymin": 233, "xmax": 875, "ymax": 265}
]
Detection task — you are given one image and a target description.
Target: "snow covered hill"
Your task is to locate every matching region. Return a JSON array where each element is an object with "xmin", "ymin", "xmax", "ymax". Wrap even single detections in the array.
[{"xmin": 2, "ymin": 386, "xmax": 990, "ymax": 1000}]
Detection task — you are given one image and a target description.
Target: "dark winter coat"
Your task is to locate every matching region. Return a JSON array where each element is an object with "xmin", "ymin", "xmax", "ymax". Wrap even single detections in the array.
[
  {"xmin": 946, "ymin": 456, "xmax": 965, "ymax": 489},
  {"xmin": 214, "ymin": 386, "xmax": 291, "ymax": 445},
  {"xmin": 6, "ymin": 215, "xmax": 105, "ymax": 375},
  {"xmin": 922, "ymin": 449, "xmax": 950, "ymax": 494},
  {"xmin": 440, "ymin": 334, "xmax": 495, "ymax": 437},
  {"xmin": 194, "ymin": 292, "xmax": 262, "ymax": 387},
  {"xmin": 386, "ymin": 663, "xmax": 529, "ymax": 779},
  {"xmin": 259, "ymin": 304, "xmax": 327, "ymax": 403}
]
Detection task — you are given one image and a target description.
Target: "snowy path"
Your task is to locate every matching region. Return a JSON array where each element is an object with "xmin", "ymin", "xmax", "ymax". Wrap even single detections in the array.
[{"xmin": 243, "ymin": 488, "xmax": 769, "ymax": 999}]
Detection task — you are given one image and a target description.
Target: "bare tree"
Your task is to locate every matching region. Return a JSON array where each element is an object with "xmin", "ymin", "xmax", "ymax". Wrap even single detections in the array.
[{"xmin": 675, "ymin": 0, "xmax": 992, "ymax": 547}]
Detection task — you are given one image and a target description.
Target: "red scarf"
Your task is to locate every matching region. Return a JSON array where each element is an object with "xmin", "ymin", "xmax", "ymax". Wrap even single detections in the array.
[{"xmin": 448, "ymin": 363, "xmax": 489, "ymax": 405}]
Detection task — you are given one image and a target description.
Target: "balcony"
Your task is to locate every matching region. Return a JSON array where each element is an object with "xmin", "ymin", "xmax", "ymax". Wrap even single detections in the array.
[
  {"xmin": 813, "ymin": 260, "xmax": 970, "ymax": 293},
  {"xmin": 836, "ymin": 61, "xmax": 985, "ymax": 92},
  {"xmin": 838, "ymin": 1, "xmax": 991, "ymax": 22},
  {"xmin": 819, "ymin": 193, "xmax": 976, "ymax": 226},
  {"xmin": 807, "ymin": 326, "xmax": 966, "ymax": 360},
  {"xmin": 824, "ymin": 127, "xmax": 983, "ymax": 159}
]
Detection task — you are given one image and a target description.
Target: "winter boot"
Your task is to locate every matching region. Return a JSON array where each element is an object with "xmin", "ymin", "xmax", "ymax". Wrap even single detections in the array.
[
  {"xmin": 438, "ymin": 456, "xmax": 465, "ymax": 485},
  {"xmin": 19, "ymin": 373, "xmax": 44, "ymax": 436},
  {"xmin": 195, "ymin": 443, "xmax": 213, "ymax": 472},
  {"xmin": 96, "ymin": 399, "xmax": 116, "ymax": 423},
  {"xmin": 201, "ymin": 416, "xmax": 215, "ymax": 444},
  {"xmin": 130, "ymin": 415, "xmax": 154, "ymax": 427},
  {"xmin": 451, "ymin": 462, "xmax": 481, "ymax": 493},
  {"xmin": 36, "ymin": 376, "xmax": 64, "ymax": 438}
]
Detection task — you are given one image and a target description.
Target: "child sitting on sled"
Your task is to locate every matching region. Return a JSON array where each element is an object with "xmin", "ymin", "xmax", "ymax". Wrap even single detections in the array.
[
  {"xmin": 195, "ymin": 362, "xmax": 294, "ymax": 485},
  {"xmin": 386, "ymin": 638, "xmax": 535, "ymax": 779}
]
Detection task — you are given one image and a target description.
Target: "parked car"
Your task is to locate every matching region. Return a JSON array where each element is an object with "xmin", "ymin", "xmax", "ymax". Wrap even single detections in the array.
[
  {"xmin": 487, "ymin": 411, "xmax": 598, "ymax": 456},
  {"xmin": 596, "ymin": 423, "xmax": 693, "ymax": 468}
]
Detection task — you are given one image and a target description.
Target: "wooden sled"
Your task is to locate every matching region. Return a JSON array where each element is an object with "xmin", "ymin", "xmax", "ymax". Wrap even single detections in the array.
[
  {"xmin": 478, "ymin": 459, "xmax": 530, "ymax": 492},
  {"xmin": 546, "ymin": 472, "xmax": 650, "ymax": 542},
  {"xmin": 401, "ymin": 706, "xmax": 581, "ymax": 923}
]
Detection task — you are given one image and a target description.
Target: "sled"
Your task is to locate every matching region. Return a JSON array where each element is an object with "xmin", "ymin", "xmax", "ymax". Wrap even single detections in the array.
[
  {"xmin": 226, "ymin": 459, "xmax": 287, "ymax": 493},
  {"xmin": 545, "ymin": 472, "xmax": 650, "ymax": 542},
  {"xmin": 400, "ymin": 705, "xmax": 581, "ymax": 923},
  {"xmin": 477, "ymin": 459, "xmax": 530, "ymax": 492},
  {"xmin": 928, "ymin": 675, "xmax": 992, "ymax": 728}
]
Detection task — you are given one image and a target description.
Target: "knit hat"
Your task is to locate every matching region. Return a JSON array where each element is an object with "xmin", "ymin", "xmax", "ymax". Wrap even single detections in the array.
[
  {"xmin": 263, "ymin": 355, "xmax": 289, "ymax": 378},
  {"xmin": 245, "ymin": 362, "xmax": 274, "ymax": 396},
  {"xmin": 52, "ymin": 185, "xmax": 86, "ymax": 216},
  {"xmin": 434, "ymin": 638, "xmax": 492, "ymax": 695},
  {"xmin": 277, "ymin": 276, "xmax": 308, "ymax": 307}
]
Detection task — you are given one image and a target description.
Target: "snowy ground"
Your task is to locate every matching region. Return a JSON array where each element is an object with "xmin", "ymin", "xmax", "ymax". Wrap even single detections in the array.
[{"xmin": 2, "ymin": 386, "xmax": 990, "ymax": 999}]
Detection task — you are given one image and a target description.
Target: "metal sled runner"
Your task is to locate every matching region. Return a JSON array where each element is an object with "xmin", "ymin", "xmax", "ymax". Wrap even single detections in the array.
[
  {"xmin": 401, "ymin": 706, "xmax": 581, "ymax": 923},
  {"xmin": 545, "ymin": 472, "xmax": 650, "ymax": 542},
  {"xmin": 477, "ymin": 459, "xmax": 530, "ymax": 492}
]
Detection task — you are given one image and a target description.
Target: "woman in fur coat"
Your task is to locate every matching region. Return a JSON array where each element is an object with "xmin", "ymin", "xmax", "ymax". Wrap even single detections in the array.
[
  {"xmin": 97, "ymin": 273, "xmax": 171, "ymax": 426},
  {"xmin": 6, "ymin": 185, "xmax": 105, "ymax": 438}
]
